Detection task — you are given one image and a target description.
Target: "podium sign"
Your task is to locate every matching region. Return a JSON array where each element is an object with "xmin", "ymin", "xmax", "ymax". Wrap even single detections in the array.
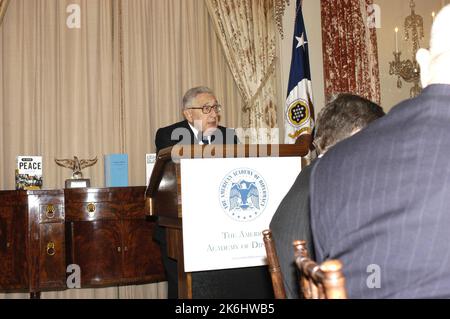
[{"xmin": 181, "ymin": 156, "xmax": 301, "ymax": 272}]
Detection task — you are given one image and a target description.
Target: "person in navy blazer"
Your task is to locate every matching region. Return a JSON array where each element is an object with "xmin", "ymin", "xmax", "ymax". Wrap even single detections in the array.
[
  {"xmin": 310, "ymin": 6, "xmax": 450, "ymax": 298},
  {"xmin": 270, "ymin": 94, "xmax": 384, "ymax": 298}
]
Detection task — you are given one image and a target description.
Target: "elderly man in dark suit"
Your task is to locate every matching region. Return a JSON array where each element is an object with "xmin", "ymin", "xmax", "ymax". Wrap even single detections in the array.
[
  {"xmin": 155, "ymin": 86, "xmax": 238, "ymax": 152},
  {"xmin": 270, "ymin": 94, "xmax": 384, "ymax": 298},
  {"xmin": 310, "ymin": 6, "xmax": 450, "ymax": 298},
  {"xmin": 155, "ymin": 86, "xmax": 239, "ymax": 298},
  {"xmin": 154, "ymin": 86, "xmax": 273, "ymax": 299}
]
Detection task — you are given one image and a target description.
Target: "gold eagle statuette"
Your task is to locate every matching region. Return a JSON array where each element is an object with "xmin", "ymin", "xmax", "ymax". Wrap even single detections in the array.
[{"xmin": 54, "ymin": 156, "xmax": 98, "ymax": 179}]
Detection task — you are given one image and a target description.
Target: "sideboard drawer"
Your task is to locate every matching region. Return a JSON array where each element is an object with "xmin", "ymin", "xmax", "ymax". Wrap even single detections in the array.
[
  {"xmin": 39, "ymin": 204, "xmax": 64, "ymax": 223},
  {"xmin": 65, "ymin": 201, "xmax": 120, "ymax": 221}
]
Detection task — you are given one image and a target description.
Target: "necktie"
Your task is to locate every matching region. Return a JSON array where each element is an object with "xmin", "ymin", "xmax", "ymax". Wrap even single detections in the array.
[
  {"xmin": 198, "ymin": 133, "xmax": 210, "ymax": 145},
  {"xmin": 201, "ymin": 137, "xmax": 210, "ymax": 145}
]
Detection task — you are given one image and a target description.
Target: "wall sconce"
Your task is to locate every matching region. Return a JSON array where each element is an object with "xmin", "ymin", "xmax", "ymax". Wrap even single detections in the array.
[{"xmin": 389, "ymin": 0, "xmax": 424, "ymax": 98}]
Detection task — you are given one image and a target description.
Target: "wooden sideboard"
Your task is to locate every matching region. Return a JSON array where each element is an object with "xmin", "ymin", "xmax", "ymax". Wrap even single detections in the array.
[{"xmin": 0, "ymin": 187, "xmax": 165, "ymax": 298}]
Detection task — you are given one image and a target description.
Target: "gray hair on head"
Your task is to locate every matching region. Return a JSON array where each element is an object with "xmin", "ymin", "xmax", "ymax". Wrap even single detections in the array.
[
  {"xmin": 182, "ymin": 86, "xmax": 215, "ymax": 110},
  {"xmin": 313, "ymin": 93, "xmax": 385, "ymax": 155}
]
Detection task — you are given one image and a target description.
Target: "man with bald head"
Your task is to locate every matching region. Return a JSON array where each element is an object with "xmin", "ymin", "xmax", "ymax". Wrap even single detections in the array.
[{"xmin": 310, "ymin": 5, "xmax": 450, "ymax": 298}]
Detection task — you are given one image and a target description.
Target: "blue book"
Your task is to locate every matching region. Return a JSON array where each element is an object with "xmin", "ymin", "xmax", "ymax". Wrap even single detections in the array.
[{"xmin": 104, "ymin": 154, "xmax": 128, "ymax": 187}]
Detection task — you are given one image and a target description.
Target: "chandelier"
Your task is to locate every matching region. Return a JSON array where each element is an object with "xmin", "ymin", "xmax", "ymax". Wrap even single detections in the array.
[{"xmin": 389, "ymin": 0, "xmax": 424, "ymax": 98}]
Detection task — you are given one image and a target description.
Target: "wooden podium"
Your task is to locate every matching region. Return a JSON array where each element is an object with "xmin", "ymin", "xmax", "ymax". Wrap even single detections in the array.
[{"xmin": 145, "ymin": 144, "xmax": 308, "ymax": 298}]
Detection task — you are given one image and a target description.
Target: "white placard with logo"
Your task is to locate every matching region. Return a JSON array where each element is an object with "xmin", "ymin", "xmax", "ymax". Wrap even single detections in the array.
[{"xmin": 181, "ymin": 156, "xmax": 302, "ymax": 272}]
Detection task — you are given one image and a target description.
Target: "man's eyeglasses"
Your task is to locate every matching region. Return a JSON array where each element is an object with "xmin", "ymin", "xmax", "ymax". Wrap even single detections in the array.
[{"xmin": 186, "ymin": 104, "xmax": 222, "ymax": 114}]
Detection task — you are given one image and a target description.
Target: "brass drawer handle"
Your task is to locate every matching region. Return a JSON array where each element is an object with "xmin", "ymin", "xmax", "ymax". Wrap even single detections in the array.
[
  {"xmin": 6, "ymin": 242, "xmax": 10, "ymax": 249},
  {"xmin": 87, "ymin": 203, "xmax": 96, "ymax": 216},
  {"xmin": 46, "ymin": 204, "xmax": 55, "ymax": 219},
  {"xmin": 46, "ymin": 242, "xmax": 56, "ymax": 256}
]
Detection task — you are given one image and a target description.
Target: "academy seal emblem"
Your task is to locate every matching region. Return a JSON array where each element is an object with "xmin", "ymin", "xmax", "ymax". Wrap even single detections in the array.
[
  {"xmin": 286, "ymin": 99, "xmax": 310, "ymax": 128},
  {"xmin": 219, "ymin": 168, "xmax": 268, "ymax": 222}
]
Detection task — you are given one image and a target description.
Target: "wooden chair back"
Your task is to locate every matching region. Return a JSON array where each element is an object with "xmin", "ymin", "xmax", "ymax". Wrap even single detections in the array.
[
  {"xmin": 262, "ymin": 229, "xmax": 286, "ymax": 299},
  {"xmin": 293, "ymin": 240, "xmax": 347, "ymax": 299}
]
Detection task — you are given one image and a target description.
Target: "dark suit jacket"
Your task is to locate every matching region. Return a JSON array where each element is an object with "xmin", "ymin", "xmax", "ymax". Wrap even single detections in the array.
[
  {"xmin": 310, "ymin": 84, "xmax": 450, "ymax": 298},
  {"xmin": 153, "ymin": 119, "xmax": 274, "ymax": 298},
  {"xmin": 155, "ymin": 120, "xmax": 239, "ymax": 153},
  {"xmin": 269, "ymin": 159, "xmax": 317, "ymax": 299}
]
